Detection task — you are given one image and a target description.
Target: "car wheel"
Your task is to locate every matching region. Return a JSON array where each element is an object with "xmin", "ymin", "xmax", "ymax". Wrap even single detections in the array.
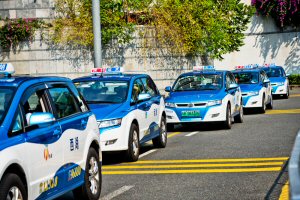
[
  {"xmin": 0, "ymin": 173, "xmax": 27, "ymax": 200},
  {"xmin": 234, "ymin": 100, "xmax": 244, "ymax": 123},
  {"xmin": 266, "ymin": 95, "xmax": 273, "ymax": 109},
  {"xmin": 73, "ymin": 147, "xmax": 101, "ymax": 200},
  {"xmin": 153, "ymin": 116, "xmax": 167, "ymax": 148},
  {"xmin": 223, "ymin": 104, "xmax": 232, "ymax": 129},
  {"xmin": 260, "ymin": 95, "xmax": 266, "ymax": 113},
  {"xmin": 126, "ymin": 123, "xmax": 140, "ymax": 162},
  {"xmin": 167, "ymin": 123, "xmax": 175, "ymax": 132}
]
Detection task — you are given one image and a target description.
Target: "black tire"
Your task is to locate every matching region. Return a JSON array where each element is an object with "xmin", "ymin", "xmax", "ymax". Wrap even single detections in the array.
[
  {"xmin": 266, "ymin": 95, "xmax": 273, "ymax": 109},
  {"xmin": 73, "ymin": 148, "xmax": 102, "ymax": 200},
  {"xmin": 234, "ymin": 100, "xmax": 244, "ymax": 123},
  {"xmin": 153, "ymin": 116, "xmax": 167, "ymax": 148},
  {"xmin": 260, "ymin": 95, "xmax": 266, "ymax": 113},
  {"xmin": 0, "ymin": 173, "xmax": 27, "ymax": 200},
  {"xmin": 167, "ymin": 123, "xmax": 175, "ymax": 132},
  {"xmin": 223, "ymin": 104, "xmax": 232, "ymax": 129},
  {"xmin": 126, "ymin": 123, "xmax": 140, "ymax": 162}
]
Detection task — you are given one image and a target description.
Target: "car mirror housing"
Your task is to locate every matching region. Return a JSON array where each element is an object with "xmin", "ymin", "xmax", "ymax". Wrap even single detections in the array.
[
  {"xmin": 229, "ymin": 83, "xmax": 238, "ymax": 89},
  {"xmin": 138, "ymin": 93, "xmax": 152, "ymax": 102},
  {"xmin": 29, "ymin": 112, "xmax": 55, "ymax": 127},
  {"xmin": 165, "ymin": 86, "xmax": 171, "ymax": 92}
]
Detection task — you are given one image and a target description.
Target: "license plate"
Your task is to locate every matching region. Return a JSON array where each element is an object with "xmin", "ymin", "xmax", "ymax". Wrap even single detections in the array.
[{"xmin": 181, "ymin": 110, "xmax": 200, "ymax": 117}]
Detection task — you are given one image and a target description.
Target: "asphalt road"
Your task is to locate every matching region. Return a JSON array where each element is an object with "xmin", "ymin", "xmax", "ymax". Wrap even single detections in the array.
[{"xmin": 59, "ymin": 88, "xmax": 300, "ymax": 200}]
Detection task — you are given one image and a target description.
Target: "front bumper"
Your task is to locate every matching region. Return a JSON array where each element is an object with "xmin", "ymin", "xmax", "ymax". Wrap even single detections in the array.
[
  {"xmin": 100, "ymin": 123, "xmax": 128, "ymax": 152},
  {"xmin": 272, "ymin": 84, "xmax": 288, "ymax": 95},
  {"xmin": 242, "ymin": 94, "xmax": 263, "ymax": 108},
  {"xmin": 165, "ymin": 105, "xmax": 226, "ymax": 123}
]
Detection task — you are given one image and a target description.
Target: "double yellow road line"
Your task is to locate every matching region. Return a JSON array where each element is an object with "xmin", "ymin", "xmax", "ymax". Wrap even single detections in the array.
[{"xmin": 102, "ymin": 157, "xmax": 288, "ymax": 175}]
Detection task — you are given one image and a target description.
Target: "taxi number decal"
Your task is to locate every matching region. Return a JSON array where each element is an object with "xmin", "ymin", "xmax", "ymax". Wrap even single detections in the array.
[
  {"xmin": 0, "ymin": 64, "xmax": 7, "ymax": 71},
  {"xmin": 70, "ymin": 137, "xmax": 79, "ymax": 151},
  {"xmin": 68, "ymin": 166, "xmax": 82, "ymax": 181},
  {"xmin": 39, "ymin": 176, "xmax": 58, "ymax": 193}
]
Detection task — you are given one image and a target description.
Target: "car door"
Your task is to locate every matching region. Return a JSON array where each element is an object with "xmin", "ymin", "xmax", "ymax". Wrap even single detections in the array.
[
  {"xmin": 141, "ymin": 77, "xmax": 160, "ymax": 138},
  {"xmin": 17, "ymin": 84, "xmax": 64, "ymax": 198},
  {"xmin": 46, "ymin": 82, "xmax": 90, "ymax": 187},
  {"xmin": 131, "ymin": 78, "xmax": 150, "ymax": 142},
  {"xmin": 226, "ymin": 72, "xmax": 240, "ymax": 114},
  {"xmin": 261, "ymin": 71, "xmax": 272, "ymax": 102}
]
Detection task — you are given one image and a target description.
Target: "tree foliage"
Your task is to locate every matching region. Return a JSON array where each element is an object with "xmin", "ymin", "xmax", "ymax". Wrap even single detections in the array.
[
  {"xmin": 252, "ymin": 0, "xmax": 300, "ymax": 28},
  {"xmin": 152, "ymin": 0, "xmax": 255, "ymax": 59},
  {"xmin": 52, "ymin": 0, "xmax": 254, "ymax": 60},
  {"xmin": 52, "ymin": 0, "xmax": 151, "ymax": 47}
]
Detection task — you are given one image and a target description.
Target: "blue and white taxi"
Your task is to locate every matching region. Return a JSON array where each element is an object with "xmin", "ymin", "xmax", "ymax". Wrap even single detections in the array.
[
  {"xmin": 164, "ymin": 66, "xmax": 243, "ymax": 130},
  {"xmin": 232, "ymin": 65, "xmax": 273, "ymax": 113},
  {"xmin": 262, "ymin": 64, "xmax": 290, "ymax": 98},
  {"xmin": 0, "ymin": 63, "xmax": 101, "ymax": 200},
  {"xmin": 73, "ymin": 67, "xmax": 166, "ymax": 162}
]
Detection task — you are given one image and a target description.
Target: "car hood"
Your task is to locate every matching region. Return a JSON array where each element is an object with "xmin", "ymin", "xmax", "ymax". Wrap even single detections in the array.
[
  {"xmin": 269, "ymin": 77, "xmax": 286, "ymax": 83},
  {"xmin": 166, "ymin": 90, "xmax": 225, "ymax": 103},
  {"xmin": 239, "ymin": 84, "xmax": 261, "ymax": 92},
  {"xmin": 88, "ymin": 103, "xmax": 128, "ymax": 120}
]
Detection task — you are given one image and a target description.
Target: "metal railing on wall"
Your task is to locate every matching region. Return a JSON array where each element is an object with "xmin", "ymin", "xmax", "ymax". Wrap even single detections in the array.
[{"xmin": 289, "ymin": 129, "xmax": 300, "ymax": 200}]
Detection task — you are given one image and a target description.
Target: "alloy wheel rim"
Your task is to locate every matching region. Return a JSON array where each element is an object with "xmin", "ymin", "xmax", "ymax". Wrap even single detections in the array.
[
  {"xmin": 7, "ymin": 186, "xmax": 23, "ymax": 200},
  {"xmin": 88, "ymin": 156, "xmax": 100, "ymax": 195},
  {"xmin": 132, "ymin": 130, "xmax": 139, "ymax": 157},
  {"xmin": 161, "ymin": 120, "xmax": 167, "ymax": 144}
]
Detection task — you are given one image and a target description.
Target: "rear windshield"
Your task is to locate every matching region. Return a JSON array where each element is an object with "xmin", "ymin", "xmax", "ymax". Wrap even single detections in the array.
[
  {"xmin": 233, "ymin": 72, "xmax": 259, "ymax": 84},
  {"xmin": 74, "ymin": 81, "xmax": 129, "ymax": 104},
  {"xmin": 173, "ymin": 73, "xmax": 223, "ymax": 91},
  {"xmin": 0, "ymin": 87, "xmax": 15, "ymax": 124}
]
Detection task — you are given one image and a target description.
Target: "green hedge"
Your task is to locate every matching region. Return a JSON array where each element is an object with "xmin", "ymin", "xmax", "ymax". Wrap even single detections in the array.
[{"xmin": 288, "ymin": 74, "xmax": 300, "ymax": 85}]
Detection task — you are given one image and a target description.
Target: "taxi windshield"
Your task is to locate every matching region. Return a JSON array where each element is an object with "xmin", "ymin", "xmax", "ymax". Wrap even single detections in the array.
[
  {"xmin": 0, "ymin": 87, "xmax": 15, "ymax": 124},
  {"xmin": 233, "ymin": 72, "xmax": 259, "ymax": 84},
  {"xmin": 173, "ymin": 73, "xmax": 223, "ymax": 91},
  {"xmin": 74, "ymin": 81, "xmax": 129, "ymax": 104},
  {"xmin": 263, "ymin": 67, "xmax": 284, "ymax": 77}
]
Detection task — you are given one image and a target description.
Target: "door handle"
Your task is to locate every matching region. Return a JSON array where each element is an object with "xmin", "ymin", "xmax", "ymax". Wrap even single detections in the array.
[
  {"xmin": 53, "ymin": 128, "xmax": 61, "ymax": 136},
  {"xmin": 81, "ymin": 119, "xmax": 88, "ymax": 128}
]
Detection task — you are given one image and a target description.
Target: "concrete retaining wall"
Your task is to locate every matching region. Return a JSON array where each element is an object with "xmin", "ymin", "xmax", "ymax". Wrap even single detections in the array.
[{"xmin": 0, "ymin": 0, "xmax": 299, "ymax": 92}]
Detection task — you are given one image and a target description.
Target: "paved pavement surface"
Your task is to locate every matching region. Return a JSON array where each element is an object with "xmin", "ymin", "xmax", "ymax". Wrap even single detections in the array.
[{"xmin": 58, "ymin": 88, "xmax": 300, "ymax": 200}]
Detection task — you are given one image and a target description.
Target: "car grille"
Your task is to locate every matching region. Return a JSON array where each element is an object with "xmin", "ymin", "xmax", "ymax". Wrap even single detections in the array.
[{"xmin": 176, "ymin": 102, "xmax": 206, "ymax": 107}]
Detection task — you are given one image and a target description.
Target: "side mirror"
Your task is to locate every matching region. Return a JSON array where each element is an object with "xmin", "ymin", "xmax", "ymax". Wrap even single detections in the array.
[
  {"xmin": 286, "ymin": 73, "xmax": 290, "ymax": 77},
  {"xmin": 229, "ymin": 83, "xmax": 238, "ymax": 89},
  {"xmin": 263, "ymin": 79, "xmax": 270, "ymax": 83},
  {"xmin": 165, "ymin": 86, "xmax": 171, "ymax": 92},
  {"xmin": 138, "ymin": 93, "xmax": 151, "ymax": 102},
  {"xmin": 29, "ymin": 112, "xmax": 55, "ymax": 127}
]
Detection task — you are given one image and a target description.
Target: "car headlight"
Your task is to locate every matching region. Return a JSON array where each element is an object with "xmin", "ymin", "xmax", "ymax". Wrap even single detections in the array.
[
  {"xmin": 248, "ymin": 91, "xmax": 259, "ymax": 96},
  {"xmin": 165, "ymin": 102, "xmax": 176, "ymax": 108},
  {"xmin": 207, "ymin": 100, "xmax": 222, "ymax": 106},
  {"xmin": 279, "ymin": 82, "xmax": 285, "ymax": 86},
  {"xmin": 98, "ymin": 118, "xmax": 122, "ymax": 128}
]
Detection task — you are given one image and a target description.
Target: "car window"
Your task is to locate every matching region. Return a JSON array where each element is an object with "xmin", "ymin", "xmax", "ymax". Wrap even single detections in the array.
[
  {"xmin": 141, "ymin": 77, "xmax": 158, "ymax": 97},
  {"xmin": 21, "ymin": 88, "xmax": 49, "ymax": 127},
  {"xmin": 10, "ymin": 107, "xmax": 23, "ymax": 135},
  {"xmin": 74, "ymin": 81, "xmax": 129, "ymax": 104},
  {"xmin": 131, "ymin": 79, "xmax": 145, "ymax": 103},
  {"xmin": 0, "ymin": 87, "xmax": 15, "ymax": 125},
  {"xmin": 173, "ymin": 73, "xmax": 223, "ymax": 91},
  {"xmin": 233, "ymin": 72, "xmax": 259, "ymax": 84},
  {"xmin": 48, "ymin": 87, "xmax": 81, "ymax": 119}
]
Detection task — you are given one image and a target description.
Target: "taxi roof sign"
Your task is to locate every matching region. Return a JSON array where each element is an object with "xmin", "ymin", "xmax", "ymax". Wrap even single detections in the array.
[
  {"xmin": 0, "ymin": 63, "xmax": 15, "ymax": 76},
  {"xmin": 235, "ymin": 64, "xmax": 259, "ymax": 70},
  {"xmin": 193, "ymin": 65, "xmax": 215, "ymax": 71},
  {"xmin": 91, "ymin": 67, "xmax": 124, "ymax": 75},
  {"xmin": 263, "ymin": 63, "xmax": 276, "ymax": 67}
]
